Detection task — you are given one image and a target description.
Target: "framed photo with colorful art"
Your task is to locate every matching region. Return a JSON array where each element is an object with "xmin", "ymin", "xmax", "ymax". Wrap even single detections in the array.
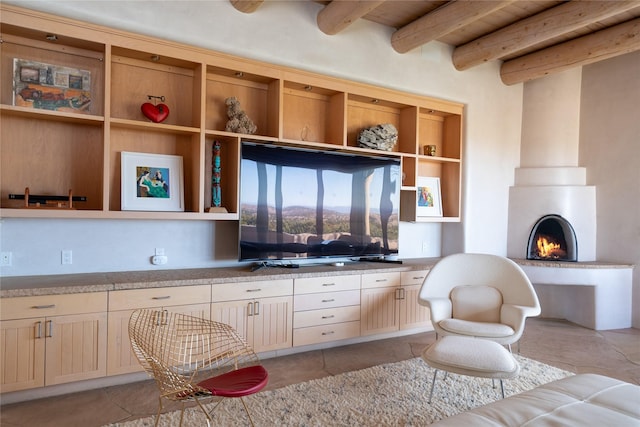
[
  {"xmin": 121, "ymin": 152, "xmax": 184, "ymax": 211},
  {"xmin": 416, "ymin": 176, "xmax": 442, "ymax": 217}
]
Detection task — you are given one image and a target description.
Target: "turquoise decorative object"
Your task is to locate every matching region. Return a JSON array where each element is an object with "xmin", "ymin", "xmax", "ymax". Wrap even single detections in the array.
[{"xmin": 212, "ymin": 141, "xmax": 221, "ymax": 207}]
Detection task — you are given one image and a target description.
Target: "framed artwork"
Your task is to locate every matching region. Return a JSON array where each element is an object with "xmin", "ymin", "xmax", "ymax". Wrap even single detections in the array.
[
  {"xmin": 12, "ymin": 58, "xmax": 92, "ymax": 113},
  {"xmin": 416, "ymin": 176, "xmax": 442, "ymax": 217},
  {"xmin": 121, "ymin": 152, "xmax": 184, "ymax": 211}
]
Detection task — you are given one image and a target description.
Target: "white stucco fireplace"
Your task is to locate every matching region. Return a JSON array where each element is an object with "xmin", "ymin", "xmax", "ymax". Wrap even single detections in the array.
[
  {"xmin": 503, "ymin": 70, "xmax": 634, "ymax": 331},
  {"xmin": 506, "ymin": 166, "xmax": 632, "ymax": 330}
]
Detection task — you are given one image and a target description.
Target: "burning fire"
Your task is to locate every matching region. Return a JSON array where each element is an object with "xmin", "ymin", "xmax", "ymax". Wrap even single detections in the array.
[{"xmin": 536, "ymin": 235, "xmax": 566, "ymax": 259}]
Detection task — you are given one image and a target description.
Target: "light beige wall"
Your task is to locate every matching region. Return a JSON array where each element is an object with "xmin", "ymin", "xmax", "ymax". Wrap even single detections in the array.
[
  {"xmin": 1, "ymin": 1, "xmax": 523, "ymax": 277},
  {"xmin": 520, "ymin": 68, "xmax": 582, "ymax": 167},
  {"xmin": 579, "ymin": 51, "xmax": 640, "ymax": 327}
]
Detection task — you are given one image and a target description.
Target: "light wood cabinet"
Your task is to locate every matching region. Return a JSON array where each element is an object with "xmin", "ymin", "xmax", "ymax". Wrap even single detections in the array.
[
  {"xmin": 361, "ymin": 271, "xmax": 431, "ymax": 336},
  {"xmin": 399, "ymin": 270, "xmax": 431, "ymax": 330},
  {"xmin": 106, "ymin": 285, "xmax": 210, "ymax": 375},
  {"xmin": 360, "ymin": 272, "xmax": 403, "ymax": 336},
  {"xmin": 0, "ymin": 293, "xmax": 107, "ymax": 393},
  {"xmin": 0, "ymin": 265, "xmax": 434, "ymax": 395},
  {"xmin": 0, "ymin": 5, "xmax": 463, "ymax": 222},
  {"xmin": 292, "ymin": 275, "xmax": 361, "ymax": 347},
  {"xmin": 211, "ymin": 280, "xmax": 293, "ymax": 353}
]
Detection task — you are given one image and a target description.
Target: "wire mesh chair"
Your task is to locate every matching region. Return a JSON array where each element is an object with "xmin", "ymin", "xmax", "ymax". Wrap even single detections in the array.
[{"xmin": 128, "ymin": 309, "xmax": 269, "ymax": 427}]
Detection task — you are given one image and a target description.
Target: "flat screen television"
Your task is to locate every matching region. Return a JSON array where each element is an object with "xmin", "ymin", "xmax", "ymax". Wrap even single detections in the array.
[{"xmin": 239, "ymin": 142, "xmax": 401, "ymax": 262}]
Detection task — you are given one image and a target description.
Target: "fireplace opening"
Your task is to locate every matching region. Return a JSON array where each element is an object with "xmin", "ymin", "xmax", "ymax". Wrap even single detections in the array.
[{"xmin": 527, "ymin": 214, "xmax": 577, "ymax": 261}]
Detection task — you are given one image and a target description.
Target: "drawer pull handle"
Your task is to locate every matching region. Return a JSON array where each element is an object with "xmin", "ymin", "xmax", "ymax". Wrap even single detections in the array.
[
  {"xmin": 322, "ymin": 299, "xmax": 335, "ymax": 303},
  {"xmin": 322, "ymin": 283, "xmax": 336, "ymax": 287},
  {"xmin": 35, "ymin": 321, "xmax": 42, "ymax": 339},
  {"xmin": 246, "ymin": 289, "xmax": 262, "ymax": 293},
  {"xmin": 254, "ymin": 301, "xmax": 260, "ymax": 315},
  {"xmin": 152, "ymin": 296, "xmax": 171, "ymax": 300},
  {"xmin": 32, "ymin": 304, "xmax": 55, "ymax": 309},
  {"xmin": 413, "ymin": 276, "xmax": 425, "ymax": 280},
  {"xmin": 321, "ymin": 331, "xmax": 335, "ymax": 336},
  {"xmin": 375, "ymin": 279, "xmax": 387, "ymax": 283},
  {"xmin": 46, "ymin": 320, "xmax": 53, "ymax": 338},
  {"xmin": 321, "ymin": 315, "xmax": 335, "ymax": 319}
]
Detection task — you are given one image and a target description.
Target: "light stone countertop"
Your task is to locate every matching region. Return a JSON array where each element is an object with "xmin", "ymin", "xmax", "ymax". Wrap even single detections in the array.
[
  {"xmin": 0, "ymin": 259, "xmax": 440, "ymax": 298},
  {"xmin": 2, "ymin": 258, "xmax": 632, "ymax": 298}
]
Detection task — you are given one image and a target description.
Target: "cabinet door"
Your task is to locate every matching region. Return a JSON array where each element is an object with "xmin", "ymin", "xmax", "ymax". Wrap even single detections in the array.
[
  {"xmin": 45, "ymin": 312, "xmax": 107, "ymax": 386},
  {"xmin": 0, "ymin": 318, "xmax": 45, "ymax": 393},
  {"xmin": 252, "ymin": 296, "xmax": 293, "ymax": 353},
  {"xmin": 211, "ymin": 299, "xmax": 252, "ymax": 345},
  {"xmin": 360, "ymin": 287, "xmax": 400, "ymax": 336},
  {"xmin": 212, "ymin": 296, "xmax": 293, "ymax": 353},
  {"xmin": 399, "ymin": 284, "xmax": 432, "ymax": 331},
  {"xmin": 107, "ymin": 304, "xmax": 210, "ymax": 376}
]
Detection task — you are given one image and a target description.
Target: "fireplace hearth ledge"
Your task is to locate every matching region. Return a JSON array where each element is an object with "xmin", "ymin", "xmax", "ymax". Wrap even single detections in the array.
[
  {"xmin": 511, "ymin": 258, "xmax": 634, "ymax": 330},
  {"xmin": 512, "ymin": 259, "xmax": 633, "ymax": 269}
]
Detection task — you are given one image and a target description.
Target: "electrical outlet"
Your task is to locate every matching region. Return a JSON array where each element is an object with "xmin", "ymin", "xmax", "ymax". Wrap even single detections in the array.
[
  {"xmin": 61, "ymin": 250, "xmax": 73, "ymax": 265},
  {"xmin": 1, "ymin": 252, "xmax": 12, "ymax": 267}
]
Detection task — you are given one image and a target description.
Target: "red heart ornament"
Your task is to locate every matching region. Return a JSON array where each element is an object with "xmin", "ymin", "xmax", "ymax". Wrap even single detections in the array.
[{"xmin": 141, "ymin": 102, "xmax": 170, "ymax": 123}]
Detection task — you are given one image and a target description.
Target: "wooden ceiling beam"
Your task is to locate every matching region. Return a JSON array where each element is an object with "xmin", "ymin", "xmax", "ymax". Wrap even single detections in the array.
[
  {"xmin": 454, "ymin": 1, "xmax": 640, "ymax": 71},
  {"xmin": 230, "ymin": 0, "xmax": 264, "ymax": 14},
  {"xmin": 317, "ymin": 0, "xmax": 385, "ymax": 35},
  {"xmin": 391, "ymin": 0, "xmax": 516, "ymax": 54},
  {"xmin": 501, "ymin": 18, "xmax": 640, "ymax": 85}
]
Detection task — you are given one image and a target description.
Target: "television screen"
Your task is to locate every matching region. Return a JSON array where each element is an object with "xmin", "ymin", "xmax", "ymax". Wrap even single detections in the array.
[{"xmin": 239, "ymin": 142, "xmax": 400, "ymax": 261}]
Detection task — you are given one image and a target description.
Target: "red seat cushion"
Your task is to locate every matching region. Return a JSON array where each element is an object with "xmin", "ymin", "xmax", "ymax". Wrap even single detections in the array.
[{"xmin": 197, "ymin": 365, "xmax": 268, "ymax": 398}]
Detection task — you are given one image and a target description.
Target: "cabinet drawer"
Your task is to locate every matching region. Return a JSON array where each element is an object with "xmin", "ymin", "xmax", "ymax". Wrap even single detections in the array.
[
  {"xmin": 361, "ymin": 272, "xmax": 401, "ymax": 289},
  {"xmin": 293, "ymin": 321, "xmax": 360, "ymax": 347},
  {"xmin": 108, "ymin": 285, "xmax": 210, "ymax": 311},
  {"xmin": 294, "ymin": 290, "xmax": 360, "ymax": 311},
  {"xmin": 1, "ymin": 292, "xmax": 107, "ymax": 320},
  {"xmin": 212, "ymin": 279, "xmax": 293, "ymax": 302},
  {"xmin": 401, "ymin": 270, "xmax": 428, "ymax": 287},
  {"xmin": 294, "ymin": 306, "xmax": 360, "ymax": 329},
  {"xmin": 294, "ymin": 275, "xmax": 360, "ymax": 294}
]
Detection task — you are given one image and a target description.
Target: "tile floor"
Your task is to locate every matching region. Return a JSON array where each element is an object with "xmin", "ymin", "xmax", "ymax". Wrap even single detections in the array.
[{"xmin": 1, "ymin": 318, "xmax": 639, "ymax": 427}]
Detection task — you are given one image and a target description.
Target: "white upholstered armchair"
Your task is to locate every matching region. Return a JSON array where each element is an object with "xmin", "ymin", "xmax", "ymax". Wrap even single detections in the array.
[{"xmin": 418, "ymin": 253, "xmax": 541, "ymax": 348}]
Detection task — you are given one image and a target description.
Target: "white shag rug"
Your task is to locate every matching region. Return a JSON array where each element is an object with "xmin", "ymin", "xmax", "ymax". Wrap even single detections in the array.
[{"xmin": 105, "ymin": 355, "xmax": 572, "ymax": 426}]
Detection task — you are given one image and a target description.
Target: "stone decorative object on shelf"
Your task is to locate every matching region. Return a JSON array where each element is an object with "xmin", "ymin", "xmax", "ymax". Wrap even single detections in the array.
[
  {"xmin": 358, "ymin": 123, "xmax": 398, "ymax": 151},
  {"xmin": 225, "ymin": 96, "xmax": 257, "ymax": 134}
]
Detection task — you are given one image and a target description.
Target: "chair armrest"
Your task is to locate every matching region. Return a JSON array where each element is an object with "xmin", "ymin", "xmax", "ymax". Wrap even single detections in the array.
[
  {"xmin": 419, "ymin": 297, "xmax": 452, "ymax": 322},
  {"xmin": 500, "ymin": 304, "xmax": 539, "ymax": 331}
]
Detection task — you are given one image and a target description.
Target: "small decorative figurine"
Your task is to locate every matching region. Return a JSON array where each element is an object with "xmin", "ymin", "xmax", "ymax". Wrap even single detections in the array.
[
  {"xmin": 212, "ymin": 141, "xmax": 222, "ymax": 208},
  {"xmin": 141, "ymin": 95, "xmax": 169, "ymax": 123}
]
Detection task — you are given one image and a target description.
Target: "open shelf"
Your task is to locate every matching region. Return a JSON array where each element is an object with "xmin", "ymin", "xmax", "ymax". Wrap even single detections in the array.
[{"xmin": 1, "ymin": 4, "xmax": 463, "ymax": 223}]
